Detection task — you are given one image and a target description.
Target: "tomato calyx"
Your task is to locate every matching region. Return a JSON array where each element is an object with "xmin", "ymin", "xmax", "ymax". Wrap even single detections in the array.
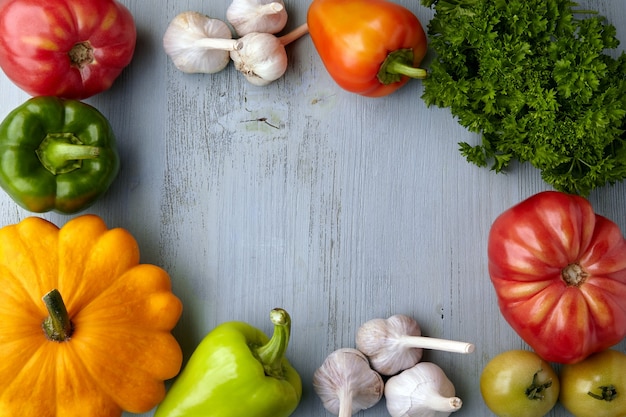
[
  {"xmin": 588, "ymin": 384, "xmax": 618, "ymax": 402},
  {"xmin": 69, "ymin": 41, "xmax": 95, "ymax": 69},
  {"xmin": 525, "ymin": 368, "xmax": 554, "ymax": 400},
  {"xmin": 561, "ymin": 263, "xmax": 589, "ymax": 287},
  {"xmin": 377, "ymin": 49, "xmax": 427, "ymax": 85}
]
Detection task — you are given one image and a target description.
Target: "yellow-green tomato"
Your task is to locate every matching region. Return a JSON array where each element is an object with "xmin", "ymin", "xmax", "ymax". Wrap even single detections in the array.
[
  {"xmin": 480, "ymin": 350, "xmax": 559, "ymax": 417},
  {"xmin": 560, "ymin": 349, "xmax": 626, "ymax": 417}
]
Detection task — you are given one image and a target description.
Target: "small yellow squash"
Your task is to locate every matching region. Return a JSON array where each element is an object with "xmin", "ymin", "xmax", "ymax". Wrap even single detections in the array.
[{"xmin": 0, "ymin": 214, "xmax": 183, "ymax": 416}]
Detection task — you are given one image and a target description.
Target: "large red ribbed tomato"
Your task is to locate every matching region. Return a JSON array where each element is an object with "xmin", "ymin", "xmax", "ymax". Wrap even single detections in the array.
[
  {"xmin": 488, "ymin": 191, "xmax": 626, "ymax": 364},
  {"xmin": 0, "ymin": 0, "xmax": 136, "ymax": 99}
]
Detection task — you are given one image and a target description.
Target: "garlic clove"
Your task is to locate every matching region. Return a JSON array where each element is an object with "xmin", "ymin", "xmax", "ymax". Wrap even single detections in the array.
[
  {"xmin": 385, "ymin": 362, "xmax": 463, "ymax": 417},
  {"xmin": 313, "ymin": 348, "xmax": 384, "ymax": 417},
  {"xmin": 230, "ymin": 32, "xmax": 287, "ymax": 86},
  {"xmin": 163, "ymin": 11, "xmax": 241, "ymax": 74},
  {"xmin": 226, "ymin": 0, "xmax": 288, "ymax": 36},
  {"xmin": 356, "ymin": 314, "xmax": 475, "ymax": 376}
]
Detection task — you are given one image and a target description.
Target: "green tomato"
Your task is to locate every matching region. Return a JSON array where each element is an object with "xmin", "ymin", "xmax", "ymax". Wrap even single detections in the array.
[
  {"xmin": 560, "ymin": 349, "xmax": 626, "ymax": 417},
  {"xmin": 480, "ymin": 350, "xmax": 559, "ymax": 417}
]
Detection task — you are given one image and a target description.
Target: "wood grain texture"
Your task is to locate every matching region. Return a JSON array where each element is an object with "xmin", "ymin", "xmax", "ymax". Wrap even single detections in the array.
[{"xmin": 0, "ymin": 0, "xmax": 622, "ymax": 416}]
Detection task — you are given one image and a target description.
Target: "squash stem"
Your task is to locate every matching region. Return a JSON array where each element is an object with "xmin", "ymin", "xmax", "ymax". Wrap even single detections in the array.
[
  {"xmin": 254, "ymin": 308, "xmax": 291, "ymax": 378},
  {"xmin": 42, "ymin": 289, "xmax": 73, "ymax": 342}
]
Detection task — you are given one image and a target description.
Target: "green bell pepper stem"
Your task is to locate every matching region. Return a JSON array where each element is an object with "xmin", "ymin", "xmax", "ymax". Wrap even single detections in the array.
[
  {"xmin": 378, "ymin": 48, "xmax": 427, "ymax": 85},
  {"xmin": 36, "ymin": 132, "xmax": 101, "ymax": 175},
  {"xmin": 42, "ymin": 289, "xmax": 73, "ymax": 342},
  {"xmin": 255, "ymin": 308, "xmax": 291, "ymax": 378}
]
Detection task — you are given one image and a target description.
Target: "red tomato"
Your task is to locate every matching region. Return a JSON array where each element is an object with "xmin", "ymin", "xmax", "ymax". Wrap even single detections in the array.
[
  {"xmin": 488, "ymin": 191, "xmax": 626, "ymax": 364},
  {"xmin": 0, "ymin": 0, "xmax": 136, "ymax": 99}
]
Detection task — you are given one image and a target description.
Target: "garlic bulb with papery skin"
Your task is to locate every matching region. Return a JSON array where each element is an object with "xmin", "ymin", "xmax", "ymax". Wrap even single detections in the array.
[
  {"xmin": 313, "ymin": 348, "xmax": 384, "ymax": 417},
  {"xmin": 163, "ymin": 11, "xmax": 242, "ymax": 74},
  {"xmin": 356, "ymin": 314, "xmax": 475, "ymax": 376},
  {"xmin": 230, "ymin": 32, "xmax": 287, "ymax": 86},
  {"xmin": 385, "ymin": 362, "xmax": 463, "ymax": 417},
  {"xmin": 229, "ymin": 24, "xmax": 308, "ymax": 86},
  {"xmin": 226, "ymin": 0, "xmax": 288, "ymax": 36}
]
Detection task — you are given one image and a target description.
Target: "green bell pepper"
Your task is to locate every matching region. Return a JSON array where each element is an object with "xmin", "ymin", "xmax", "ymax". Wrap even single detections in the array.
[
  {"xmin": 0, "ymin": 96, "xmax": 119, "ymax": 214},
  {"xmin": 155, "ymin": 308, "xmax": 302, "ymax": 417}
]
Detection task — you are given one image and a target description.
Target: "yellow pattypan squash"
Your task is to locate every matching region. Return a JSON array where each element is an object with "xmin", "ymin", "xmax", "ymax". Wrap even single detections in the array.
[{"xmin": 0, "ymin": 214, "xmax": 183, "ymax": 417}]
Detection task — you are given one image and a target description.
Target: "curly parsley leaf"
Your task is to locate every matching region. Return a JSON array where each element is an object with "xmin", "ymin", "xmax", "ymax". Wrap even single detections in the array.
[{"xmin": 421, "ymin": 0, "xmax": 626, "ymax": 196}]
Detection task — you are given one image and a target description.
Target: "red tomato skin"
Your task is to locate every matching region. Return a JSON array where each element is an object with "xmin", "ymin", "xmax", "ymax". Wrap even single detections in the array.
[
  {"xmin": 488, "ymin": 191, "xmax": 626, "ymax": 364},
  {"xmin": 307, "ymin": 0, "xmax": 427, "ymax": 97},
  {"xmin": 0, "ymin": 0, "xmax": 136, "ymax": 99}
]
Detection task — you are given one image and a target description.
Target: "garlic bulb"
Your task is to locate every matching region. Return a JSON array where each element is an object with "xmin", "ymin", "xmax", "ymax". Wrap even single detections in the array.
[
  {"xmin": 385, "ymin": 362, "xmax": 463, "ymax": 417},
  {"xmin": 230, "ymin": 32, "xmax": 287, "ymax": 86},
  {"xmin": 163, "ymin": 11, "xmax": 242, "ymax": 74},
  {"xmin": 356, "ymin": 314, "xmax": 475, "ymax": 376},
  {"xmin": 313, "ymin": 348, "xmax": 384, "ymax": 417},
  {"xmin": 229, "ymin": 24, "xmax": 308, "ymax": 86},
  {"xmin": 226, "ymin": 0, "xmax": 288, "ymax": 36}
]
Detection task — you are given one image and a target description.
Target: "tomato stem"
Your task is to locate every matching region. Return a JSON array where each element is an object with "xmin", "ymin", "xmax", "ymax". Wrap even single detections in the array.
[
  {"xmin": 254, "ymin": 308, "xmax": 291, "ymax": 378},
  {"xmin": 588, "ymin": 385, "xmax": 618, "ymax": 401},
  {"xmin": 42, "ymin": 289, "xmax": 74, "ymax": 342},
  {"xmin": 69, "ymin": 41, "xmax": 94, "ymax": 68},
  {"xmin": 378, "ymin": 49, "xmax": 427, "ymax": 85},
  {"xmin": 525, "ymin": 368, "xmax": 553, "ymax": 400},
  {"xmin": 561, "ymin": 263, "xmax": 589, "ymax": 286}
]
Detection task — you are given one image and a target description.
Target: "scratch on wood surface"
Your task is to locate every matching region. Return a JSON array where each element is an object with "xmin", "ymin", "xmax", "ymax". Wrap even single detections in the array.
[{"xmin": 240, "ymin": 116, "xmax": 281, "ymax": 129}]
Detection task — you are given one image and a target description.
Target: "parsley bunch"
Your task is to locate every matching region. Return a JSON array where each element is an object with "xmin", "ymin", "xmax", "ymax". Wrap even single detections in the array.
[{"xmin": 421, "ymin": 0, "xmax": 626, "ymax": 196}]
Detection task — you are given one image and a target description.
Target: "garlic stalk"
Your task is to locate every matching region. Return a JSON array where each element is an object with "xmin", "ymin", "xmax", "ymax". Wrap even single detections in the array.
[
  {"xmin": 163, "ymin": 11, "xmax": 242, "ymax": 74},
  {"xmin": 226, "ymin": 0, "xmax": 288, "ymax": 36},
  {"xmin": 229, "ymin": 23, "xmax": 308, "ymax": 86},
  {"xmin": 313, "ymin": 348, "xmax": 384, "ymax": 417},
  {"xmin": 385, "ymin": 362, "xmax": 463, "ymax": 417},
  {"xmin": 355, "ymin": 314, "xmax": 475, "ymax": 376}
]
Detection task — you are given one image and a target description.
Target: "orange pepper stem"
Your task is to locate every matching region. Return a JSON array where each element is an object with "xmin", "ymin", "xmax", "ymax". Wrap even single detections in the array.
[
  {"xmin": 42, "ymin": 289, "xmax": 74, "ymax": 342},
  {"xmin": 279, "ymin": 22, "xmax": 309, "ymax": 46},
  {"xmin": 254, "ymin": 308, "xmax": 291, "ymax": 378},
  {"xmin": 378, "ymin": 48, "xmax": 427, "ymax": 85}
]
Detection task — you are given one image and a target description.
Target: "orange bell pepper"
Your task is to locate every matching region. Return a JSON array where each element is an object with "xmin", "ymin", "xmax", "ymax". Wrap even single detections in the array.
[{"xmin": 307, "ymin": 0, "xmax": 427, "ymax": 97}]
